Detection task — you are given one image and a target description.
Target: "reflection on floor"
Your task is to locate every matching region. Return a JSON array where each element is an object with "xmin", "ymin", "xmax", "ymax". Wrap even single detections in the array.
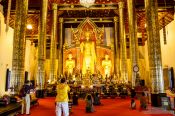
[{"xmin": 18, "ymin": 97, "xmax": 173, "ymax": 116}]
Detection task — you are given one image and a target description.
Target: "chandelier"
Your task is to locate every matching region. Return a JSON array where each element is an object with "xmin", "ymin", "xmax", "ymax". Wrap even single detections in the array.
[{"xmin": 80, "ymin": 0, "xmax": 95, "ymax": 8}]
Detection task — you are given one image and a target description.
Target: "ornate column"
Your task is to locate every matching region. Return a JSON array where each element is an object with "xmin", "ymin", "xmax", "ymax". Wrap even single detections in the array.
[
  {"xmin": 113, "ymin": 17, "xmax": 120, "ymax": 77},
  {"xmin": 11, "ymin": 0, "xmax": 28, "ymax": 92},
  {"xmin": 127, "ymin": 0, "xmax": 139, "ymax": 87},
  {"xmin": 58, "ymin": 18, "xmax": 63, "ymax": 77},
  {"xmin": 145, "ymin": 0, "xmax": 164, "ymax": 94},
  {"xmin": 6, "ymin": 0, "xmax": 12, "ymax": 32},
  {"xmin": 119, "ymin": 2, "xmax": 128, "ymax": 82},
  {"xmin": 37, "ymin": 0, "xmax": 48, "ymax": 93},
  {"xmin": 50, "ymin": 3, "xmax": 57, "ymax": 83}
]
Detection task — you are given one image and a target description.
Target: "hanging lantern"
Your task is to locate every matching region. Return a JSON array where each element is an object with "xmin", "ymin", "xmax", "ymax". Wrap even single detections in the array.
[{"xmin": 80, "ymin": 0, "xmax": 95, "ymax": 8}]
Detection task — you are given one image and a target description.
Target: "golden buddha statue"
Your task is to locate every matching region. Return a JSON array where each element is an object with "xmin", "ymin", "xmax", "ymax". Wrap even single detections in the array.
[
  {"xmin": 65, "ymin": 53, "xmax": 75, "ymax": 76},
  {"xmin": 80, "ymin": 31, "xmax": 96, "ymax": 74},
  {"xmin": 102, "ymin": 54, "xmax": 112, "ymax": 78}
]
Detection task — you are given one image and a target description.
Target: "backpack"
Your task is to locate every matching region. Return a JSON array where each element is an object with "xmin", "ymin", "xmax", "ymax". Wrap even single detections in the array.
[{"xmin": 19, "ymin": 86, "xmax": 26, "ymax": 98}]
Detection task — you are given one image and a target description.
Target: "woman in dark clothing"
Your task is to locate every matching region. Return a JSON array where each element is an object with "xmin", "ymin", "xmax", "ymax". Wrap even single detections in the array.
[
  {"xmin": 130, "ymin": 88, "xmax": 136, "ymax": 98},
  {"xmin": 85, "ymin": 94, "xmax": 94, "ymax": 113},
  {"xmin": 72, "ymin": 92, "xmax": 78, "ymax": 105},
  {"xmin": 130, "ymin": 88, "xmax": 136, "ymax": 109},
  {"xmin": 140, "ymin": 92, "xmax": 147, "ymax": 110},
  {"xmin": 93, "ymin": 93, "xmax": 101, "ymax": 105}
]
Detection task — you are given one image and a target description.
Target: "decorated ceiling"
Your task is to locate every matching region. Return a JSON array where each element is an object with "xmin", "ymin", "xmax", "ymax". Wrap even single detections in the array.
[{"xmin": 0, "ymin": 0, "xmax": 174, "ymax": 45}]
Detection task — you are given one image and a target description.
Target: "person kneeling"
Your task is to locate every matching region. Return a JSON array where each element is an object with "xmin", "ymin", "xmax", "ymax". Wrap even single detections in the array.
[
  {"xmin": 72, "ymin": 92, "xmax": 78, "ymax": 105},
  {"xmin": 140, "ymin": 92, "xmax": 147, "ymax": 110},
  {"xmin": 131, "ymin": 99, "xmax": 136, "ymax": 110},
  {"xmin": 85, "ymin": 94, "xmax": 94, "ymax": 113},
  {"xmin": 93, "ymin": 93, "xmax": 101, "ymax": 106}
]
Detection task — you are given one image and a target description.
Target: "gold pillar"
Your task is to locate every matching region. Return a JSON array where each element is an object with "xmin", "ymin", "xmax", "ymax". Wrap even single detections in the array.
[
  {"xmin": 119, "ymin": 2, "xmax": 128, "ymax": 82},
  {"xmin": 127, "ymin": 0, "xmax": 139, "ymax": 87},
  {"xmin": 145, "ymin": 0, "xmax": 164, "ymax": 93},
  {"xmin": 38, "ymin": 0, "xmax": 48, "ymax": 89},
  {"xmin": 58, "ymin": 17, "xmax": 63, "ymax": 77},
  {"xmin": 11, "ymin": 0, "xmax": 28, "ymax": 92},
  {"xmin": 114, "ymin": 17, "xmax": 120, "ymax": 77},
  {"xmin": 50, "ymin": 3, "xmax": 57, "ymax": 83},
  {"xmin": 6, "ymin": 0, "xmax": 12, "ymax": 32}
]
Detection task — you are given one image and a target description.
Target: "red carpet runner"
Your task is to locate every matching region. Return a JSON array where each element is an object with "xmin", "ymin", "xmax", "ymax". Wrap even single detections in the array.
[{"xmin": 19, "ymin": 97, "xmax": 173, "ymax": 116}]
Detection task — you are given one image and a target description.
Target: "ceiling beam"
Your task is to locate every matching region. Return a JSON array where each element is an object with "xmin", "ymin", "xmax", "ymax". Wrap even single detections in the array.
[
  {"xmin": 57, "ymin": 4, "xmax": 118, "ymax": 11},
  {"xmin": 63, "ymin": 17, "xmax": 115, "ymax": 23}
]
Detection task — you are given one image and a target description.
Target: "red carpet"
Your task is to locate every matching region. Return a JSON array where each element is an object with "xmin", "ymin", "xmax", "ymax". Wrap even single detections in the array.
[{"xmin": 18, "ymin": 97, "xmax": 173, "ymax": 116}]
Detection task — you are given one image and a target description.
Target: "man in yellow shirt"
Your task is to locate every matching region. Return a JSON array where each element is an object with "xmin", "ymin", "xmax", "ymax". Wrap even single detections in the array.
[{"xmin": 55, "ymin": 78, "xmax": 70, "ymax": 116}]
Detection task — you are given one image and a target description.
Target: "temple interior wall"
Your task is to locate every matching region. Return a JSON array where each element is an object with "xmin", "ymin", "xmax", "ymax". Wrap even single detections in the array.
[
  {"xmin": 160, "ymin": 15, "xmax": 175, "ymax": 71},
  {"xmin": 0, "ymin": 12, "xmax": 37, "ymax": 95},
  {"xmin": 0, "ymin": 11, "xmax": 175, "ymax": 95},
  {"xmin": 0, "ymin": 12, "xmax": 13, "ymax": 96}
]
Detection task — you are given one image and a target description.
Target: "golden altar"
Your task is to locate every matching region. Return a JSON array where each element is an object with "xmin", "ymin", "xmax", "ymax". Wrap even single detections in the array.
[{"xmin": 63, "ymin": 18, "xmax": 114, "ymax": 83}]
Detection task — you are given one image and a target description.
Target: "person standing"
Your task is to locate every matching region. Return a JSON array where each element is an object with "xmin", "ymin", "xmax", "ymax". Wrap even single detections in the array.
[
  {"xmin": 24, "ymin": 80, "xmax": 31, "ymax": 115},
  {"xmin": 19, "ymin": 85, "xmax": 26, "ymax": 114},
  {"xmin": 55, "ymin": 78, "xmax": 70, "ymax": 116}
]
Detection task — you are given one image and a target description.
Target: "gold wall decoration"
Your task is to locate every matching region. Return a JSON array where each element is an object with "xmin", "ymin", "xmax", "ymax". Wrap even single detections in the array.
[{"xmin": 71, "ymin": 18, "xmax": 104, "ymax": 46}]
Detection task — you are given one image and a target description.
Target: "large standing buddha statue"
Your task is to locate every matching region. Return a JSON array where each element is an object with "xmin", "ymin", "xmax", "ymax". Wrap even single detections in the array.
[{"xmin": 80, "ymin": 31, "xmax": 96, "ymax": 75}]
